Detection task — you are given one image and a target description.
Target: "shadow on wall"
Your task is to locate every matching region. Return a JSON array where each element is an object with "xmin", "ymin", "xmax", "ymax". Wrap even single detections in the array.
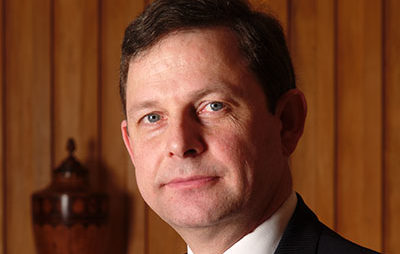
[
  {"xmin": 84, "ymin": 138, "xmax": 135, "ymax": 254},
  {"xmin": 95, "ymin": 159, "xmax": 134, "ymax": 254}
]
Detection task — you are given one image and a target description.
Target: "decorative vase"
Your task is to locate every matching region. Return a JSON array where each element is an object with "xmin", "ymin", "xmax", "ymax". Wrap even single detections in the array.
[{"xmin": 31, "ymin": 138, "xmax": 108, "ymax": 254}]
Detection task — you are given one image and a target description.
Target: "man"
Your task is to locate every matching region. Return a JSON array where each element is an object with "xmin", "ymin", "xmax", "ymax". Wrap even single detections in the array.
[{"xmin": 119, "ymin": 0, "xmax": 379, "ymax": 253}]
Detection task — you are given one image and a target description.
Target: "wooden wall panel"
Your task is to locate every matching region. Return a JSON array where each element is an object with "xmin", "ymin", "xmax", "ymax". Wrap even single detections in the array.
[
  {"xmin": 4, "ymin": 0, "xmax": 52, "ymax": 253},
  {"xmin": 384, "ymin": 0, "xmax": 400, "ymax": 252},
  {"xmin": 126, "ymin": 168, "xmax": 147, "ymax": 254},
  {"xmin": 0, "ymin": 0, "xmax": 398, "ymax": 253},
  {"xmin": 290, "ymin": 0, "xmax": 335, "ymax": 228},
  {"xmin": 256, "ymin": 0, "xmax": 288, "ymax": 32},
  {"xmin": 53, "ymin": 0, "xmax": 99, "ymax": 177},
  {"xmin": 148, "ymin": 210, "xmax": 186, "ymax": 254},
  {"xmin": 336, "ymin": 0, "xmax": 382, "ymax": 251},
  {"xmin": 100, "ymin": 0, "xmax": 146, "ymax": 253},
  {"xmin": 0, "ymin": 0, "xmax": 3, "ymax": 252}
]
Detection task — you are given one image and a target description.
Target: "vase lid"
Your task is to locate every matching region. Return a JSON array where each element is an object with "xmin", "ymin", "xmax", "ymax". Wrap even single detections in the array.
[{"xmin": 54, "ymin": 138, "xmax": 88, "ymax": 178}]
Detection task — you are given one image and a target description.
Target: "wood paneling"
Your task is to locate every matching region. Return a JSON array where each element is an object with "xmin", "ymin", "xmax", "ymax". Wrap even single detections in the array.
[
  {"xmin": 126, "ymin": 169, "xmax": 147, "ymax": 254},
  {"xmin": 257, "ymin": 0, "xmax": 288, "ymax": 32},
  {"xmin": 0, "ymin": 0, "xmax": 397, "ymax": 253},
  {"xmin": 384, "ymin": 0, "xmax": 400, "ymax": 252},
  {"xmin": 100, "ymin": 0, "xmax": 146, "ymax": 253},
  {"xmin": 4, "ymin": 0, "xmax": 52, "ymax": 254},
  {"xmin": 53, "ymin": 0, "xmax": 99, "ymax": 178},
  {"xmin": 336, "ymin": 0, "xmax": 383, "ymax": 251},
  {"xmin": 0, "ymin": 0, "xmax": 3, "ymax": 252},
  {"xmin": 290, "ymin": 0, "xmax": 335, "ymax": 228},
  {"xmin": 148, "ymin": 210, "xmax": 186, "ymax": 254}
]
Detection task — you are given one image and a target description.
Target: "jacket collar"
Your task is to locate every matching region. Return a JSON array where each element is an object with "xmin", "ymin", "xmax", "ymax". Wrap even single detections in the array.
[{"xmin": 274, "ymin": 194, "xmax": 322, "ymax": 254}]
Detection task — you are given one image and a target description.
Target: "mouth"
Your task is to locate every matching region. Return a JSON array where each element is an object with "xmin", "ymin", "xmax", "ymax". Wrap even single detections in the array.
[{"xmin": 163, "ymin": 176, "xmax": 220, "ymax": 189}]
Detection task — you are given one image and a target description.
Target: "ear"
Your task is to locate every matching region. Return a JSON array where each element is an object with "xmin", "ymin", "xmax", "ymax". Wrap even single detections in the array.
[
  {"xmin": 275, "ymin": 89, "xmax": 307, "ymax": 157},
  {"xmin": 121, "ymin": 120, "xmax": 135, "ymax": 164}
]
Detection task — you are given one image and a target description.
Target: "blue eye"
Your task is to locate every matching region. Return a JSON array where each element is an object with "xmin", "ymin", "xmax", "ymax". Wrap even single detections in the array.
[
  {"xmin": 208, "ymin": 102, "xmax": 224, "ymax": 111},
  {"xmin": 145, "ymin": 113, "xmax": 161, "ymax": 123}
]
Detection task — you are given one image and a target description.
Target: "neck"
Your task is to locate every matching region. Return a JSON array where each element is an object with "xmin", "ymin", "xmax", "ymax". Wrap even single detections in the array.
[{"xmin": 181, "ymin": 215, "xmax": 257, "ymax": 254}]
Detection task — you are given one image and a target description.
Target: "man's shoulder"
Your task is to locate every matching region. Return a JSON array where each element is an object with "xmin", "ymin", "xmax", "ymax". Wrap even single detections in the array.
[
  {"xmin": 274, "ymin": 193, "xmax": 380, "ymax": 254},
  {"xmin": 317, "ymin": 223, "xmax": 379, "ymax": 254}
]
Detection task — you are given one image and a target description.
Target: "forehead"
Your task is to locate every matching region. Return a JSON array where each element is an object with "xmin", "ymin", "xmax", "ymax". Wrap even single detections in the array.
[
  {"xmin": 125, "ymin": 27, "xmax": 258, "ymax": 112},
  {"xmin": 128, "ymin": 27, "xmax": 249, "ymax": 80}
]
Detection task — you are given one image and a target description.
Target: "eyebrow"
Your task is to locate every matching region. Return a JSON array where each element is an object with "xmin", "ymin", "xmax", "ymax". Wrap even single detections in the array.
[
  {"xmin": 190, "ymin": 85, "xmax": 242, "ymax": 106},
  {"xmin": 127, "ymin": 100, "xmax": 161, "ymax": 117},
  {"xmin": 127, "ymin": 84, "xmax": 240, "ymax": 117},
  {"xmin": 192, "ymin": 86, "xmax": 236, "ymax": 100}
]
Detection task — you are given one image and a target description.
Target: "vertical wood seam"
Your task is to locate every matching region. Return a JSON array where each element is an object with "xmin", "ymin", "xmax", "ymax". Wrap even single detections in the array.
[
  {"xmin": 1, "ymin": 0, "xmax": 6, "ymax": 252},
  {"xmin": 380, "ymin": 0, "xmax": 387, "ymax": 251},
  {"xmin": 97, "ymin": 0, "xmax": 105, "ymax": 249},
  {"xmin": 333, "ymin": 0, "xmax": 338, "ymax": 232},
  {"xmin": 97, "ymin": 0, "xmax": 103, "ymax": 183},
  {"xmin": 96, "ymin": 0, "xmax": 110, "ymax": 251},
  {"xmin": 50, "ymin": 0, "xmax": 55, "ymax": 170},
  {"xmin": 286, "ymin": 0, "xmax": 292, "ymax": 50},
  {"xmin": 145, "ymin": 204, "xmax": 149, "ymax": 254}
]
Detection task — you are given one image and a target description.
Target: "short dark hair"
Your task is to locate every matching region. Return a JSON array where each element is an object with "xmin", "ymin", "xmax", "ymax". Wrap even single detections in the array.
[{"xmin": 120, "ymin": 0, "xmax": 295, "ymax": 116}]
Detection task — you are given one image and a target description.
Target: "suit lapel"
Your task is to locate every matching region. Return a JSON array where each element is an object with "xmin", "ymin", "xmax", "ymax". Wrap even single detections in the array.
[{"xmin": 274, "ymin": 194, "xmax": 322, "ymax": 254}]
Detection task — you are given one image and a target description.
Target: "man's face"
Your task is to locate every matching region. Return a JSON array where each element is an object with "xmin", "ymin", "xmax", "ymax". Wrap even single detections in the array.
[{"xmin": 122, "ymin": 27, "xmax": 289, "ymax": 231}]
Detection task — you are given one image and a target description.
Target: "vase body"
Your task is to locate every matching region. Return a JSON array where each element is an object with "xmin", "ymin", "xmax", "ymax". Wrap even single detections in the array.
[{"xmin": 32, "ymin": 139, "xmax": 108, "ymax": 254}]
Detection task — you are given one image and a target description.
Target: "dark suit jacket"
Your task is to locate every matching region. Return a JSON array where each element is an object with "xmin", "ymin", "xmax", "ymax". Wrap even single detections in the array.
[
  {"xmin": 184, "ymin": 194, "xmax": 380, "ymax": 254},
  {"xmin": 274, "ymin": 194, "xmax": 379, "ymax": 254}
]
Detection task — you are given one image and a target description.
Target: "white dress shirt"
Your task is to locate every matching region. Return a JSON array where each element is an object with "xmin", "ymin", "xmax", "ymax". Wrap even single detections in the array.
[{"xmin": 187, "ymin": 192, "xmax": 297, "ymax": 254}]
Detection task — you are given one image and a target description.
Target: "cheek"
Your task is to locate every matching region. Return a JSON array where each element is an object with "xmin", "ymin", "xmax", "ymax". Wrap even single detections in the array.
[
  {"xmin": 134, "ymin": 163, "xmax": 157, "ymax": 206},
  {"xmin": 131, "ymin": 142, "xmax": 159, "ymax": 199},
  {"xmin": 207, "ymin": 130, "xmax": 256, "ymax": 189}
]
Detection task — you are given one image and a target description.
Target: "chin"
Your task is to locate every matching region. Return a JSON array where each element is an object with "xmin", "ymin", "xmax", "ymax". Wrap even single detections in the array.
[{"xmin": 158, "ymin": 198, "xmax": 244, "ymax": 230}]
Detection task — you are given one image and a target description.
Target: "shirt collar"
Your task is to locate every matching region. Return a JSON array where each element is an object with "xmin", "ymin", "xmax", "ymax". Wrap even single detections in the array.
[{"xmin": 187, "ymin": 192, "xmax": 297, "ymax": 254}]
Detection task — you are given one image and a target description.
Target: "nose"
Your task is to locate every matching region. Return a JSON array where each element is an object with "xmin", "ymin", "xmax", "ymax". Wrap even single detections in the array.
[{"xmin": 165, "ymin": 114, "xmax": 206, "ymax": 158}]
